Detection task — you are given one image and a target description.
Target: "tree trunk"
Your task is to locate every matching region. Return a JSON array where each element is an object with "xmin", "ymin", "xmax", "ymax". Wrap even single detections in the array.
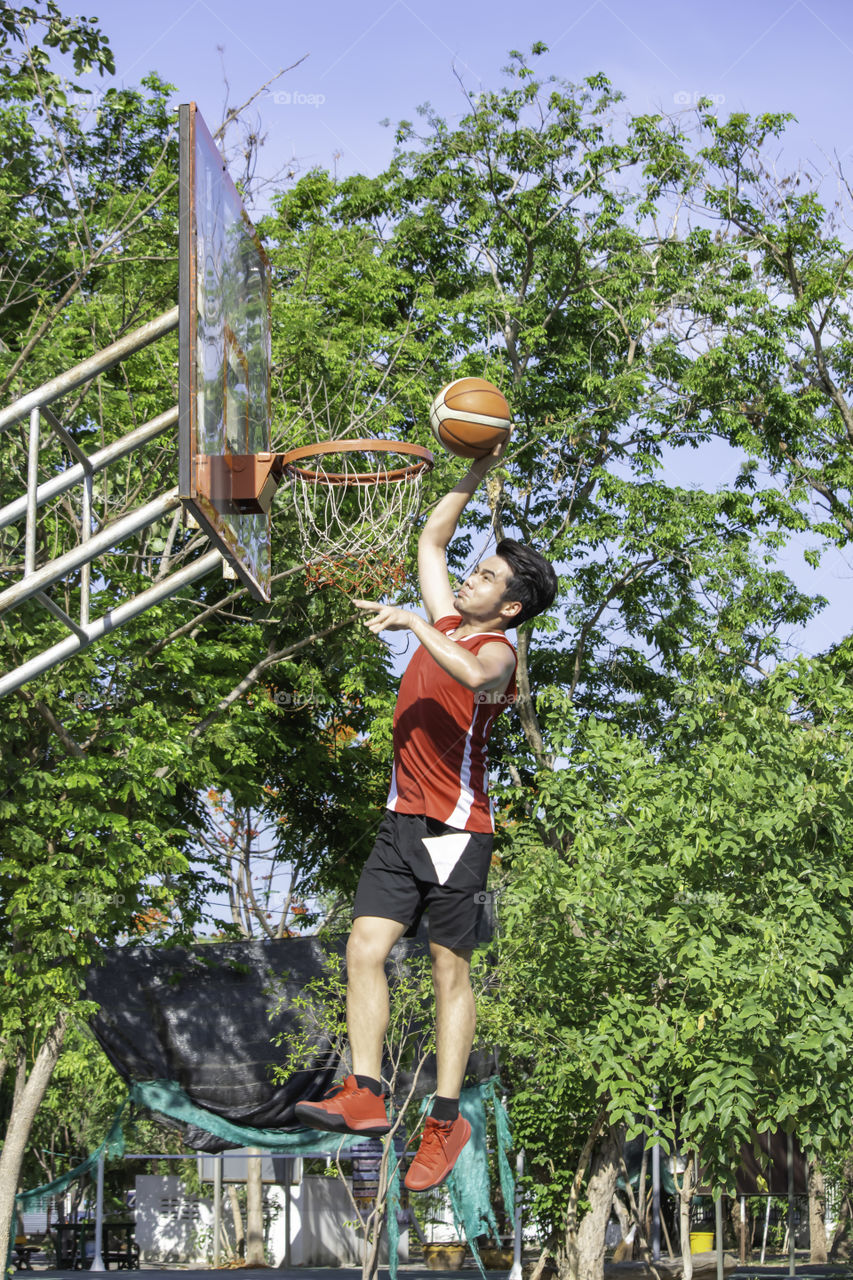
[
  {"xmin": 612, "ymin": 1193, "xmax": 631, "ymax": 1248},
  {"xmin": 809, "ymin": 1157, "xmax": 828, "ymax": 1264},
  {"xmin": 245, "ymin": 1149, "xmax": 265, "ymax": 1266},
  {"xmin": 564, "ymin": 1124, "xmax": 626, "ymax": 1280},
  {"xmin": 0, "ymin": 1013, "xmax": 68, "ymax": 1272},
  {"xmin": 736, "ymin": 1196, "xmax": 747, "ymax": 1264},
  {"xmin": 360, "ymin": 1133, "xmax": 395, "ymax": 1280},
  {"xmin": 637, "ymin": 1146, "xmax": 649, "ymax": 1257},
  {"xmin": 227, "ymin": 1185, "xmax": 245, "ymax": 1259},
  {"xmin": 512, "ymin": 627, "xmax": 552, "ymax": 770},
  {"xmin": 678, "ymin": 1155, "xmax": 696, "ymax": 1280},
  {"xmin": 615, "ymin": 1148, "xmax": 658, "ymax": 1274}
]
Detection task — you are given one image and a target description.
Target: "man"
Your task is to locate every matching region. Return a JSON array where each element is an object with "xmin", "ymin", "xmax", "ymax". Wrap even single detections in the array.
[{"xmin": 295, "ymin": 445, "xmax": 557, "ymax": 1190}]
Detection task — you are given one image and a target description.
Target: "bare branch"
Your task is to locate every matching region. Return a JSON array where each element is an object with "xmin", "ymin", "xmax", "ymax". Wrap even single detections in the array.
[{"xmin": 212, "ymin": 58, "xmax": 310, "ymax": 143}]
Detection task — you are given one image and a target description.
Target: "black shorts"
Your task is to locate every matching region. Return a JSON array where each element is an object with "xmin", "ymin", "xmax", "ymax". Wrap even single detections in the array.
[{"xmin": 353, "ymin": 811, "xmax": 493, "ymax": 951}]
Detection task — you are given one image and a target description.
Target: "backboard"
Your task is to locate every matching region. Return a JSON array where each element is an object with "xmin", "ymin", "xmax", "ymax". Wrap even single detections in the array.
[{"xmin": 178, "ymin": 102, "xmax": 272, "ymax": 600}]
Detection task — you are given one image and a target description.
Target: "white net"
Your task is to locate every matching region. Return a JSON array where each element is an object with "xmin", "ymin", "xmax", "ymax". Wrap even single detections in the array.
[{"xmin": 280, "ymin": 440, "xmax": 433, "ymax": 597}]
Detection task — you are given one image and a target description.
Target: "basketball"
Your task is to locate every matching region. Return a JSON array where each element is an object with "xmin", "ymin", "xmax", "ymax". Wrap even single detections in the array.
[{"xmin": 429, "ymin": 378, "xmax": 512, "ymax": 459}]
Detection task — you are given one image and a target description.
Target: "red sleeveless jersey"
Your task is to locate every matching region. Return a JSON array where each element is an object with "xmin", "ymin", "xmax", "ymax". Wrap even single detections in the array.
[{"xmin": 386, "ymin": 614, "xmax": 517, "ymax": 833}]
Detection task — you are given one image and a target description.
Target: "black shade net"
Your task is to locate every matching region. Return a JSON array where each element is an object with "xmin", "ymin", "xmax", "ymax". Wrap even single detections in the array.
[{"xmin": 85, "ymin": 936, "xmax": 497, "ymax": 1152}]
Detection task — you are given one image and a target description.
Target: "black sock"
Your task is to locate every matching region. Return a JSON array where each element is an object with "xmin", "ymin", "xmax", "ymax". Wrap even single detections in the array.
[
  {"xmin": 431, "ymin": 1095, "xmax": 459, "ymax": 1122},
  {"xmin": 355, "ymin": 1074, "xmax": 383, "ymax": 1096}
]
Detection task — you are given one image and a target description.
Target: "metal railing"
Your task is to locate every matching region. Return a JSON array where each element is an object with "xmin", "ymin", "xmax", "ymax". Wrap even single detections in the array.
[{"xmin": 0, "ymin": 307, "xmax": 223, "ymax": 698}]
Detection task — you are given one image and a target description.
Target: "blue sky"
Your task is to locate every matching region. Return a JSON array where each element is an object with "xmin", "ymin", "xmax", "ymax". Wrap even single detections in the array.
[
  {"xmin": 86, "ymin": 0, "xmax": 853, "ymax": 655},
  {"xmin": 95, "ymin": 0, "xmax": 853, "ymax": 192}
]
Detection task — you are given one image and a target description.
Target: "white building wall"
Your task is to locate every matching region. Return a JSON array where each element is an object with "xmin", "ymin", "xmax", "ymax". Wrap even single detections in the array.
[
  {"xmin": 285, "ymin": 1177, "xmax": 359, "ymax": 1266},
  {"xmin": 135, "ymin": 1172, "xmax": 407, "ymax": 1267},
  {"xmin": 285, "ymin": 1177, "xmax": 406, "ymax": 1267},
  {"xmin": 135, "ymin": 1175, "xmax": 213, "ymax": 1264}
]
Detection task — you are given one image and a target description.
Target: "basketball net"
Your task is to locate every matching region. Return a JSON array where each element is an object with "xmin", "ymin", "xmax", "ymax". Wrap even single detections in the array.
[{"xmin": 279, "ymin": 440, "xmax": 433, "ymax": 598}]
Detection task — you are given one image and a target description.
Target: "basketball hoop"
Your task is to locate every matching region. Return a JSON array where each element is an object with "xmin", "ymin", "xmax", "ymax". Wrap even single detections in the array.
[{"xmin": 278, "ymin": 439, "xmax": 433, "ymax": 597}]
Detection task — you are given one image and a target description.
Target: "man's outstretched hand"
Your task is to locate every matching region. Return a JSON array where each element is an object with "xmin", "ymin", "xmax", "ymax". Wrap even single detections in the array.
[
  {"xmin": 472, "ymin": 437, "xmax": 509, "ymax": 471},
  {"xmin": 354, "ymin": 599, "xmax": 420, "ymax": 636}
]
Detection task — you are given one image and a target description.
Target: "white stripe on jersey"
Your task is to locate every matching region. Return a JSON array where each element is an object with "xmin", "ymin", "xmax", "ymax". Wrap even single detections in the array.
[
  {"xmin": 445, "ymin": 706, "xmax": 480, "ymax": 829},
  {"xmin": 448, "ymin": 628, "xmax": 506, "ymax": 640},
  {"xmin": 387, "ymin": 760, "xmax": 400, "ymax": 810}
]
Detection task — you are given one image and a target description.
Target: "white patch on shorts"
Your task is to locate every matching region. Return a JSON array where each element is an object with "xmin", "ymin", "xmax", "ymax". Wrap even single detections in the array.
[{"xmin": 421, "ymin": 832, "xmax": 472, "ymax": 885}]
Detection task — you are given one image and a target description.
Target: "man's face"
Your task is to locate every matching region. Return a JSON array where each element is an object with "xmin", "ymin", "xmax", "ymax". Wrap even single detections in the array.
[{"xmin": 454, "ymin": 555, "xmax": 520, "ymax": 624}]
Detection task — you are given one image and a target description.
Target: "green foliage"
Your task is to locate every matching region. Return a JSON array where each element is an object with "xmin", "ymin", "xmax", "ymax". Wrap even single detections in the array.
[
  {"xmin": 674, "ymin": 108, "xmax": 853, "ymax": 550},
  {"xmin": 494, "ymin": 658, "xmax": 853, "ymax": 1214},
  {"xmin": 260, "ymin": 65, "xmax": 853, "ymax": 1252},
  {"xmin": 0, "ymin": 5, "xmax": 400, "ymax": 1092},
  {"xmin": 5, "ymin": 22, "xmax": 853, "ymax": 1272},
  {"xmin": 274, "ymin": 941, "xmax": 439, "ymax": 1092},
  {"xmin": 261, "ymin": 49, "xmax": 825, "ymax": 755},
  {"xmin": 0, "ymin": 2, "xmax": 114, "ymax": 80}
]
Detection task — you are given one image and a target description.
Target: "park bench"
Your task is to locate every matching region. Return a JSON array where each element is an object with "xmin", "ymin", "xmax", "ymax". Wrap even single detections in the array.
[
  {"xmin": 49, "ymin": 1221, "xmax": 139, "ymax": 1269},
  {"xmin": 13, "ymin": 1237, "xmax": 43, "ymax": 1271}
]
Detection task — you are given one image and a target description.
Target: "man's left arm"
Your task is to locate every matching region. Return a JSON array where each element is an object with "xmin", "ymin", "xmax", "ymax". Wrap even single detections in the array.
[{"xmin": 354, "ymin": 603, "xmax": 514, "ymax": 694}]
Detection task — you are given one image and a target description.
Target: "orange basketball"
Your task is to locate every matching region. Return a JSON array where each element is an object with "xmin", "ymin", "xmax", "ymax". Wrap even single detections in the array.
[{"xmin": 429, "ymin": 377, "xmax": 512, "ymax": 459}]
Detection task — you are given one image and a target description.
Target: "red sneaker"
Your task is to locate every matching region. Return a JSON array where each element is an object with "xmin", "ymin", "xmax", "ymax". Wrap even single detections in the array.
[
  {"xmin": 294, "ymin": 1075, "xmax": 390, "ymax": 1136},
  {"xmin": 404, "ymin": 1114, "xmax": 472, "ymax": 1191}
]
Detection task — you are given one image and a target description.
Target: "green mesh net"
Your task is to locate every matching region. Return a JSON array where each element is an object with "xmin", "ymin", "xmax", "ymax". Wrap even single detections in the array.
[
  {"xmin": 16, "ymin": 1101, "xmax": 127, "ymax": 1210},
  {"xmin": 16, "ymin": 1076, "xmax": 515, "ymax": 1280}
]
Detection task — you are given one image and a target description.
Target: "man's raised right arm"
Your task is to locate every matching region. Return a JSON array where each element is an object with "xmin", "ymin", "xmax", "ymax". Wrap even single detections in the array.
[{"xmin": 418, "ymin": 450, "xmax": 502, "ymax": 624}]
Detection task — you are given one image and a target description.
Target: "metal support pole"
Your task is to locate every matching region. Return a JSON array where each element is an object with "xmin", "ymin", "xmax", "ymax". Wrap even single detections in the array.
[
  {"xmin": 760, "ymin": 1195, "xmax": 771, "ymax": 1264},
  {"xmin": 25, "ymin": 408, "xmax": 40, "ymax": 575},
  {"xmin": 90, "ymin": 1149, "xmax": 106, "ymax": 1271},
  {"xmin": 788, "ymin": 1132, "xmax": 796, "ymax": 1277},
  {"xmin": 0, "ymin": 488, "xmax": 181, "ymax": 616},
  {"xmin": 651, "ymin": 1133, "xmax": 661, "ymax": 1261},
  {"xmin": 80, "ymin": 469, "xmax": 92, "ymax": 627},
  {"xmin": 0, "ymin": 407, "xmax": 177, "ymax": 531},
  {"xmin": 284, "ymin": 1161, "xmax": 291, "ymax": 1270},
  {"xmin": 0, "ymin": 308, "xmax": 179, "ymax": 433},
  {"xmin": 509, "ymin": 1150, "xmax": 524, "ymax": 1280},
  {"xmin": 213, "ymin": 1155, "xmax": 222, "ymax": 1268},
  {"xmin": 715, "ymin": 1196, "xmax": 724, "ymax": 1280},
  {"xmin": 0, "ymin": 549, "xmax": 222, "ymax": 698},
  {"xmin": 740, "ymin": 1194, "xmax": 747, "ymax": 1264},
  {"xmin": 41, "ymin": 404, "xmax": 91, "ymax": 467},
  {"xmin": 35, "ymin": 590, "xmax": 88, "ymax": 640}
]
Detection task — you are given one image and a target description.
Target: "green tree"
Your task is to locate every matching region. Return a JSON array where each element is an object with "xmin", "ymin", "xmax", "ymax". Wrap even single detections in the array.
[
  {"xmin": 487, "ymin": 652, "xmax": 853, "ymax": 1279},
  {"xmin": 257, "ymin": 48, "xmax": 853, "ymax": 1280},
  {"xmin": 261, "ymin": 49, "xmax": 820, "ymax": 747},
  {"xmin": 0, "ymin": 12, "xmax": 398, "ymax": 1266},
  {"xmin": 675, "ymin": 106, "xmax": 853, "ymax": 552},
  {"xmin": 5, "ymin": 27, "xmax": 853, "ymax": 1280}
]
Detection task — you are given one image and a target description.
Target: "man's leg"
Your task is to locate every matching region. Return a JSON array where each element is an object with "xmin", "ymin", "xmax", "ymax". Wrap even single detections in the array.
[
  {"xmin": 404, "ymin": 941, "xmax": 475, "ymax": 1191},
  {"xmin": 294, "ymin": 915, "xmax": 406, "ymax": 1136},
  {"xmin": 347, "ymin": 915, "xmax": 408, "ymax": 1080},
  {"xmin": 431, "ymin": 941, "xmax": 475, "ymax": 1099}
]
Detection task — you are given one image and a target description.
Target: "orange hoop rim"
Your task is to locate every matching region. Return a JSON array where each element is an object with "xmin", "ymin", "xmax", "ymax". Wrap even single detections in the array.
[{"xmin": 279, "ymin": 439, "xmax": 434, "ymax": 486}]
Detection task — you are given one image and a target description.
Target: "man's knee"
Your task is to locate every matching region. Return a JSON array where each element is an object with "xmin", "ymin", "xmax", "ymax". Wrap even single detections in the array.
[
  {"xmin": 430, "ymin": 943, "xmax": 472, "ymax": 996},
  {"xmin": 347, "ymin": 917, "xmax": 405, "ymax": 974}
]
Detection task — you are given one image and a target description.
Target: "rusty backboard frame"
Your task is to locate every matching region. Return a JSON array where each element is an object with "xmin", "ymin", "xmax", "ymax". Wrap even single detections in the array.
[{"xmin": 178, "ymin": 102, "xmax": 273, "ymax": 601}]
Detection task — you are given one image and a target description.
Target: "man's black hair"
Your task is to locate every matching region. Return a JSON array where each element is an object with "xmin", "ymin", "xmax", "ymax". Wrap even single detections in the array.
[{"xmin": 495, "ymin": 538, "xmax": 558, "ymax": 627}]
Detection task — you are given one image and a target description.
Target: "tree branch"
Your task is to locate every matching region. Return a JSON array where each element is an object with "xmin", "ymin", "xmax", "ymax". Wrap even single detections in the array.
[
  {"xmin": 188, "ymin": 616, "xmax": 357, "ymax": 740},
  {"xmin": 213, "ymin": 58, "xmax": 310, "ymax": 142}
]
